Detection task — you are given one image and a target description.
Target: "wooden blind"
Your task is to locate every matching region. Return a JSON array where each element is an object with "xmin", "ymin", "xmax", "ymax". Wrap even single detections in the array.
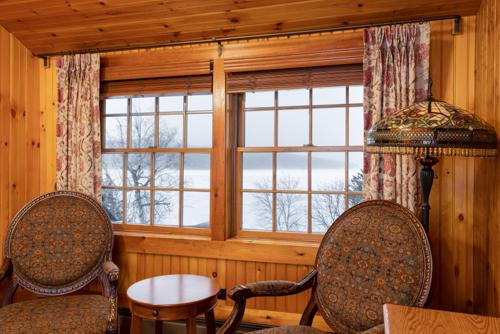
[
  {"xmin": 227, "ymin": 64, "xmax": 363, "ymax": 93},
  {"xmin": 101, "ymin": 74, "xmax": 212, "ymax": 98}
]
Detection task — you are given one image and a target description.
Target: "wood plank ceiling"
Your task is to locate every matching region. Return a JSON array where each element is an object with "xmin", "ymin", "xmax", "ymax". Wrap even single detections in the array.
[{"xmin": 0, "ymin": 0, "xmax": 481, "ymax": 55}]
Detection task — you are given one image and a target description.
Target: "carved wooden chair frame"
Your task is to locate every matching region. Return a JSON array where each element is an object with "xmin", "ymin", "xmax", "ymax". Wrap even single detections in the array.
[{"xmin": 0, "ymin": 191, "xmax": 119, "ymax": 334}]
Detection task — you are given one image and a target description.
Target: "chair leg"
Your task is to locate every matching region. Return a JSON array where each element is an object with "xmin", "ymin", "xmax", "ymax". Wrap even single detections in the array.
[
  {"xmin": 186, "ymin": 317, "xmax": 197, "ymax": 334},
  {"xmin": 205, "ymin": 309, "xmax": 216, "ymax": 334}
]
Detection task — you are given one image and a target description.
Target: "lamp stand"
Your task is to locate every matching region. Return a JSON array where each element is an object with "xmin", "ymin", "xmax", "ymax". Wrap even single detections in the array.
[{"xmin": 419, "ymin": 156, "xmax": 439, "ymax": 232}]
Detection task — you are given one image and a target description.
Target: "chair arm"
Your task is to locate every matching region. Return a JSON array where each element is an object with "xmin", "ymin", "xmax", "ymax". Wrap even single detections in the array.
[
  {"xmin": 0, "ymin": 259, "xmax": 11, "ymax": 281},
  {"xmin": 217, "ymin": 270, "xmax": 317, "ymax": 334},
  {"xmin": 103, "ymin": 261, "xmax": 119, "ymax": 282}
]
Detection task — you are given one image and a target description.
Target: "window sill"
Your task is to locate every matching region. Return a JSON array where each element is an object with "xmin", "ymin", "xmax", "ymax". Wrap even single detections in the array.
[{"xmin": 113, "ymin": 231, "xmax": 319, "ymax": 265}]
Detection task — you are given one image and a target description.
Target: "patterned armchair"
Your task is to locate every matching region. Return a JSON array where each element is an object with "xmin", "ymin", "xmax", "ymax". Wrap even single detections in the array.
[
  {"xmin": 218, "ymin": 200, "xmax": 433, "ymax": 334},
  {"xmin": 0, "ymin": 191, "xmax": 119, "ymax": 334}
]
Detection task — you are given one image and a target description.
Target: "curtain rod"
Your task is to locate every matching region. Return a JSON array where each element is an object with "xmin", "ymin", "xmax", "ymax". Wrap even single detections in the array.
[{"xmin": 37, "ymin": 15, "xmax": 461, "ymax": 58}]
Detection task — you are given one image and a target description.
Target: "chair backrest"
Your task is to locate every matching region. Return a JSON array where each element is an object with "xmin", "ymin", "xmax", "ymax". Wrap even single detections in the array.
[
  {"xmin": 4, "ymin": 191, "xmax": 113, "ymax": 295},
  {"xmin": 314, "ymin": 200, "xmax": 432, "ymax": 334}
]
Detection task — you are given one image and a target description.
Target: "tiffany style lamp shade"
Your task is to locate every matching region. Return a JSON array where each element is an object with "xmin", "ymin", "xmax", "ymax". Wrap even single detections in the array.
[{"xmin": 365, "ymin": 93, "xmax": 497, "ymax": 232}]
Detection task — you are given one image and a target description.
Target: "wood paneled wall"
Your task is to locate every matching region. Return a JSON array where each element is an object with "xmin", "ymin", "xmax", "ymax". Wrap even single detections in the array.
[
  {"xmin": 0, "ymin": 26, "xmax": 56, "ymax": 259},
  {"xmin": 1, "ymin": 13, "xmax": 498, "ymax": 327},
  {"xmin": 475, "ymin": 0, "xmax": 500, "ymax": 317}
]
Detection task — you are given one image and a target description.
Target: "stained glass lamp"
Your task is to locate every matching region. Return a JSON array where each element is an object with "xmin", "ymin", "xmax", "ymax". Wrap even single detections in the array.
[{"xmin": 365, "ymin": 89, "xmax": 497, "ymax": 232}]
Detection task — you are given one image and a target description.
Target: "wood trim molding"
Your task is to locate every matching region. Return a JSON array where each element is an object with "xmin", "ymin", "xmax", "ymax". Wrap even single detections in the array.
[{"xmin": 113, "ymin": 233, "xmax": 319, "ymax": 265}]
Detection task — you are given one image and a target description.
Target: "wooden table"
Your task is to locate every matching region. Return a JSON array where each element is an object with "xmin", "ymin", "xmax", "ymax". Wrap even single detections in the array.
[
  {"xmin": 127, "ymin": 274, "xmax": 220, "ymax": 334},
  {"xmin": 383, "ymin": 304, "xmax": 500, "ymax": 333}
]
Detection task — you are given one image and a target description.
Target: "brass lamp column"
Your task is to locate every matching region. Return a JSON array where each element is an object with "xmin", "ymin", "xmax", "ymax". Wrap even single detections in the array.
[{"xmin": 365, "ymin": 89, "xmax": 497, "ymax": 232}]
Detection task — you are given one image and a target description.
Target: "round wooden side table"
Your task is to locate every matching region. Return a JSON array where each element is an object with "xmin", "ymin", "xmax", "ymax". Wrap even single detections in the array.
[{"xmin": 127, "ymin": 274, "xmax": 220, "ymax": 334}]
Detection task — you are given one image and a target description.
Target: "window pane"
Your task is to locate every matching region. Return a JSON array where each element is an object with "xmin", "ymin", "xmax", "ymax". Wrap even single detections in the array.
[
  {"xmin": 349, "ymin": 107, "xmax": 364, "ymax": 146},
  {"xmin": 183, "ymin": 192, "xmax": 210, "ymax": 227},
  {"xmin": 126, "ymin": 190, "xmax": 150, "ymax": 224},
  {"xmin": 159, "ymin": 96, "xmax": 183, "ymax": 112},
  {"xmin": 278, "ymin": 109, "xmax": 308, "ymax": 146},
  {"xmin": 348, "ymin": 194, "xmax": 363, "ymax": 208},
  {"xmin": 242, "ymin": 153, "xmax": 272, "ymax": 190},
  {"xmin": 184, "ymin": 153, "xmax": 210, "ymax": 189},
  {"xmin": 105, "ymin": 98, "xmax": 127, "ymax": 115},
  {"xmin": 245, "ymin": 110, "xmax": 274, "ymax": 147},
  {"xmin": 349, "ymin": 152, "xmax": 364, "ymax": 192},
  {"xmin": 127, "ymin": 153, "xmax": 151, "ymax": 187},
  {"xmin": 154, "ymin": 191, "xmax": 179, "ymax": 226},
  {"xmin": 155, "ymin": 153, "xmax": 180, "ymax": 188},
  {"xmin": 242, "ymin": 192, "xmax": 272, "ymax": 231},
  {"xmin": 159, "ymin": 114, "xmax": 183, "ymax": 148},
  {"xmin": 313, "ymin": 108, "xmax": 345, "ymax": 146},
  {"xmin": 311, "ymin": 152, "xmax": 345, "ymax": 191},
  {"xmin": 278, "ymin": 89, "xmax": 309, "ymax": 106},
  {"xmin": 131, "ymin": 115, "xmax": 154, "ymax": 148},
  {"xmin": 245, "ymin": 91, "xmax": 274, "ymax": 108},
  {"xmin": 313, "ymin": 86, "xmax": 346, "ymax": 105},
  {"xmin": 188, "ymin": 94, "xmax": 212, "ymax": 111},
  {"xmin": 349, "ymin": 85, "xmax": 363, "ymax": 104},
  {"xmin": 276, "ymin": 193, "xmax": 307, "ymax": 232},
  {"xmin": 102, "ymin": 189, "xmax": 123, "ymax": 222},
  {"xmin": 187, "ymin": 114, "xmax": 212, "ymax": 148},
  {"xmin": 312, "ymin": 194, "xmax": 345, "ymax": 232},
  {"xmin": 102, "ymin": 153, "xmax": 123, "ymax": 187},
  {"xmin": 276, "ymin": 152, "xmax": 307, "ymax": 190},
  {"xmin": 104, "ymin": 117, "xmax": 127, "ymax": 148},
  {"xmin": 132, "ymin": 97, "xmax": 155, "ymax": 113}
]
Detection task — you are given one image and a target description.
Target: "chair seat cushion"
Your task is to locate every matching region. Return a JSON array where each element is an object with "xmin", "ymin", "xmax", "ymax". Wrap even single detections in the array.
[{"xmin": 0, "ymin": 294, "xmax": 110, "ymax": 334}]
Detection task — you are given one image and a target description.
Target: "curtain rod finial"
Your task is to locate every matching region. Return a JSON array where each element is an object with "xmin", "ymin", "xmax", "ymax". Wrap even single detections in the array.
[{"xmin": 452, "ymin": 17, "xmax": 462, "ymax": 35}]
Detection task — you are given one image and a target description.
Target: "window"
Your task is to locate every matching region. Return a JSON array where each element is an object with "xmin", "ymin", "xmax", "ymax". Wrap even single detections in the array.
[
  {"xmin": 101, "ymin": 93, "xmax": 213, "ymax": 230},
  {"xmin": 237, "ymin": 86, "xmax": 363, "ymax": 236}
]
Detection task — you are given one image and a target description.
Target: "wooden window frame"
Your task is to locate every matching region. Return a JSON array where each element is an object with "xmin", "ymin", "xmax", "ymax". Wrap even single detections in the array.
[
  {"xmin": 101, "ymin": 94, "xmax": 212, "ymax": 236},
  {"xmin": 234, "ymin": 86, "xmax": 363, "ymax": 242}
]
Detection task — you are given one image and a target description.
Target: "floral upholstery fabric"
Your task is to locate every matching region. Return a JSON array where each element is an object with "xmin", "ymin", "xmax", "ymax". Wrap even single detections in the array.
[
  {"xmin": 6, "ymin": 192, "xmax": 112, "ymax": 294},
  {"xmin": 314, "ymin": 201, "xmax": 432, "ymax": 334},
  {"xmin": 363, "ymin": 23, "xmax": 431, "ymax": 213},
  {"xmin": 0, "ymin": 295, "xmax": 109, "ymax": 333}
]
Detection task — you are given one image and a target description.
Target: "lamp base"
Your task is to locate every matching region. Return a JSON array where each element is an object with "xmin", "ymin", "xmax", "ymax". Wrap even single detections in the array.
[{"xmin": 419, "ymin": 156, "xmax": 439, "ymax": 233}]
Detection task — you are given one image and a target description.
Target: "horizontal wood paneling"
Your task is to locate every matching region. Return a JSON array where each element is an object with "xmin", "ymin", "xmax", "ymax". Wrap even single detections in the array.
[
  {"xmin": 0, "ymin": 0, "xmax": 480, "ymax": 55},
  {"xmin": 0, "ymin": 26, "xmax": 56, "ymax": 259}
]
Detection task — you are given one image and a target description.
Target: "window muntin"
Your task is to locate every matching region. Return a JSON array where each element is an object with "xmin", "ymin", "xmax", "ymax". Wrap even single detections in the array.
[
  {"xmin": 101, "ymin": 94, "xmax": 212, "ymax": 229},
  {"xmin": 238, "ymin": 86, "xmax": 363, "ymax": 235}
]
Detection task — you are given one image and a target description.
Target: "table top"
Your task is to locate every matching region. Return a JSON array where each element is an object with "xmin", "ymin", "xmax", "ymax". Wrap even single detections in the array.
[
  {"xmin": 127, "ymin": 274, "xmax": 220, "ymax": 307},
  {"xmin": 383, "ymin": 304, "xmax": 500, "ymax": 333}
]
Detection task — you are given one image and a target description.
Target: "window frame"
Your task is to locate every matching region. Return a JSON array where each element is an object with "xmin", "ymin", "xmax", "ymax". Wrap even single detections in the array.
[
  {"xmin": 100, "ymin": 93, "xmax": 213, "ymax": 236},
  {"xmin": 234, "ymin": 86, "xmax": 364, "ymax": 242}
]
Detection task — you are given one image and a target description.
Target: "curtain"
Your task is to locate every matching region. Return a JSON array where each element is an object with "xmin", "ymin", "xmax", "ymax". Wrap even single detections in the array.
[
  {"xmin": 363, "ymin": 24, "xmax": 430, "ymax": 213},
  {"xmin": 56, "ymin": 54, "xmax": 101, "ymax": 198}
]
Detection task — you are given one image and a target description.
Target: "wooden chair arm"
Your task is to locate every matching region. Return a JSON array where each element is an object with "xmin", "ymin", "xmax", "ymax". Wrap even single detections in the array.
[
  {"xmin": 229, "ymin": 269, "xmax": 317, "ymax": 301},
  {"xmin": 103, "ymin": 261, "xmax": 119, "ymax": 282},
  {"xmin": 217, "ymin": 270, "xmax": 317, "ymax": 334}
]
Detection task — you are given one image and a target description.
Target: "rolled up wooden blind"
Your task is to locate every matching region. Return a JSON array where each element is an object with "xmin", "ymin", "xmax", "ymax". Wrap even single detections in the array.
[
  {"xmin": 101, "ymin": 74, "xmax": 212, "ymax": 98},
  {"xmin": 227, "ymin": 64, "xmax": 363, "ymax": 93}
]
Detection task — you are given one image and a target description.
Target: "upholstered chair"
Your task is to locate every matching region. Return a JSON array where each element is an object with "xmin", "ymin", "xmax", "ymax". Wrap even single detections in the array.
[
  {"xmin": 218, "ymin": 200, "xmax": 433, "ymax": 334},
  {"xmin": 0, "ymin": 191, "xmax": 119, "ymax": 334}
]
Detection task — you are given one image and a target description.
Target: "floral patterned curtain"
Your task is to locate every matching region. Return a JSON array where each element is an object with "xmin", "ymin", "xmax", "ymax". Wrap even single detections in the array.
[
  {"xmin": 363, "ymin": 24, "xmax": 430, "ymax": 213},
  {"xmin": 56, "ymin": 54, "xmax": 101, "ymax": 198}
]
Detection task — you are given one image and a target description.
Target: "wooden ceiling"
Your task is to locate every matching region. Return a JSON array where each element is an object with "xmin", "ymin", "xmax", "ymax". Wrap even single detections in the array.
[{"xmin": 0, "ymin": 0, "xmax": 481, "ymax": 55}]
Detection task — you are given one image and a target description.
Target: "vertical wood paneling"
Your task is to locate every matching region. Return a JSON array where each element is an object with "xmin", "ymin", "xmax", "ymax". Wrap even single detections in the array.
[
  {"xmin": 0, "ymin": 26, "xmax": 55, "ymax": 259},
  {"xmin": 476, "ymin": 0, "xmax": 500, "ymax": 317}
]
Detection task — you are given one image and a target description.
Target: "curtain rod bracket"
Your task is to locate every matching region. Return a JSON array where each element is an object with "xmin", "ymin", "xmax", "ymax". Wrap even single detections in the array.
[
  {"xmin": 452, "ymin": 17, "xmax": 462, "ymax": 35},
  {"xmin": 43, "ymin": 57, "xmax": 50, "ymax": 69}
]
